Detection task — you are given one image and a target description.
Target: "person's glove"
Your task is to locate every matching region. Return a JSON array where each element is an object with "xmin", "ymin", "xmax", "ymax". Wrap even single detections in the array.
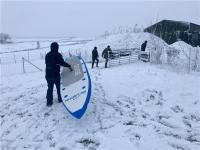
[{"xmin": 69, "ymin": 66, "xmax": 73, "ymax": 72}]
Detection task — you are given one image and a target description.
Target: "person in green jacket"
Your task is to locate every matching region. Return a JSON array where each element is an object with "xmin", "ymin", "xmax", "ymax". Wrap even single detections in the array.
[{"xmin": 102, "ymin": 45, "xmax": 112, "ymax": 68}]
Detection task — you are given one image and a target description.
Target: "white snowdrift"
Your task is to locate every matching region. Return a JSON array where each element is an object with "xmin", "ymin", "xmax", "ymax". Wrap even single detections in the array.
[{"xmin": 169, "ymin": 41, "xmax": 200, "ymax": 71}]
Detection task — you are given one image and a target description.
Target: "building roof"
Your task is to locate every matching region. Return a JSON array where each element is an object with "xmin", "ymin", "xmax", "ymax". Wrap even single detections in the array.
[{"xmin": 145, "ymin": 20, "xmax": 200, "ymax": 32}]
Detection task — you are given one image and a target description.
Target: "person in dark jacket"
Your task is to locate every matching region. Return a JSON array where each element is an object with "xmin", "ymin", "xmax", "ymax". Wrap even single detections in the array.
[
  {"xmin": 92, "ymin": 46, "xmax": 99, "ymax": 68},
  {"xmin": 102, "ymin": 45, "xmax": 112, "ymax": 68},
  {"xmin": 45, "ymin": 42, "xmax": 72, "ymax": 106},
  {"xmin": 141, "ymin": 40, "xmax": 147, "ymax": 51}
]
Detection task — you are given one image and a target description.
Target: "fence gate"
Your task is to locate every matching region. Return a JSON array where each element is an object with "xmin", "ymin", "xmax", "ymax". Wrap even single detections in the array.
[{"xmin": 109, "ymin": 48, "xmax": 140, "ymax": 66}]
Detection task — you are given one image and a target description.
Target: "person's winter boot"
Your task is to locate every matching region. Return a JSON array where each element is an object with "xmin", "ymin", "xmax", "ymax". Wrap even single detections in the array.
[
  {"xmin": 47, "ymin": 102, "xmax": 53, "ymax": 107},
  {"xmin": 46, "ymin": 96, "xmax": 53, "ymax": 106},
  {"xmin": 58, "ymin": 96, "xmax": 62, "ymax": 103}
]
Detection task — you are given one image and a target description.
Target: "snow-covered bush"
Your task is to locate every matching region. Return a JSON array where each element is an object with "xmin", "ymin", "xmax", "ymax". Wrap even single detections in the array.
[
  {"xmin": 101, "ymin": 25, "xmax": 142, "ymax": 38},
  {"xmin": 166, "ymin": 47, "xmax": 180, "ymax": 65},
  {"xmin": 149, "ymin": 33, "xmax": 166, "ymax": 64},
  {"xmin": 150, "ymin": 47, "xmax": 163, "ymax": 64},
  {"xmin": 0, "ymin": 33, "xmax": 11, "ymax": 44},
  {"xmin": 101, "ymin": 30, "xmax": 110, "ymax": 39}
]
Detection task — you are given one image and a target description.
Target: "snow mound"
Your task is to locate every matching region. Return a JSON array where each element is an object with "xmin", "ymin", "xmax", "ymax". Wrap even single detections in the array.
[
  {"xmin": 78, "ymin": 32, "xmax": 168, "ymax": 62},
  {"xmin": 170, "ymin": 41, "xmax": 193, "ymax": 51},
  {"xmin": 82, "ymin": 32, "xmax": 167, "ymax": 51},
  {"xmin": 168, "ymin": 41, "xmax": 200, "ymax": 72}
]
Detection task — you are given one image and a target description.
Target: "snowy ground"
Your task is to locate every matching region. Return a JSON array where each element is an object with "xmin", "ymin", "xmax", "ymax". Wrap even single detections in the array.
[
  {"xmin": 1, "ymin": 33, "xmax": 200, "ymax": 149},
  {"xmin": 1, "ymin": 61, "xmax": 200, "ymax": 150}
]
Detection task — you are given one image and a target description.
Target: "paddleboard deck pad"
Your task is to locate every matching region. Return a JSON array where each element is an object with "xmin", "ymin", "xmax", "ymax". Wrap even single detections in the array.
[{"xmin": 61, "ymin": 56, "xmax": 91, "ymax": 119}]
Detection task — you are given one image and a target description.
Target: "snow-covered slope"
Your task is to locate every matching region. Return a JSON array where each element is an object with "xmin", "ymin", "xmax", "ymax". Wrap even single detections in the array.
[
  {"xmin": 79, "ymin": 32, "xmax": 168, "ymax": 62},
  {"xmin": 1, "ymin": 62, "xmax": 200, "ymax": 150}
]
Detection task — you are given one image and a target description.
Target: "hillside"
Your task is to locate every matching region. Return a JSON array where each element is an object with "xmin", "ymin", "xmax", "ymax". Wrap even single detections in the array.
[{"xmin": 79, "ymin": 32, "xmax": 168, "ymax": 62}]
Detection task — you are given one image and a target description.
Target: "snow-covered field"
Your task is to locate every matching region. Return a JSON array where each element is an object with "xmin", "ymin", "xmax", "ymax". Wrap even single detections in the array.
[
  {"xmin": 1, "ymin": 37, "xmax": 92, "ymax": 53},
  {"xmin": 0, "ymin": 37, "xmax": 91, "ymax": 64},
  {"xmin": 1, "ymin": 33, "xmax": 200, "ymax": 150},
  {"xmin": 1, "ymin": 61, "xmax": 200, "ymax": 150}
]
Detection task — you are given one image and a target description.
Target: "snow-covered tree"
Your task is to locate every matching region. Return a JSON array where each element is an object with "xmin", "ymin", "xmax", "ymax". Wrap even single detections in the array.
[
  {"xmin": 149, "ymin": 33, "xmax": 164, "ymax": 64},
  {"xmin": 101, "ymin": 30, "xmax": 110, "ymax": 39},
  {"xmin": 0, "ymin": 33, "xmax": 11, "ymax": 44}
]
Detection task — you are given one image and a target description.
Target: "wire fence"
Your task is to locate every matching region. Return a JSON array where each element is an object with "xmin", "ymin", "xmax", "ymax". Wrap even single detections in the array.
[
  {"xmin": 108, "ymin": 46, "xmax": 200, "ymax": 73},
  {"xmin": 22, "ymin": 57, "xmax": 43, "ymax": 73},
  {"xmin": 163, "ymin": 46, "xmax": 200, "ymax": 73},
  {"xmin": 1, "ymin": 45, "xmax": 200, "ymax": 76}
]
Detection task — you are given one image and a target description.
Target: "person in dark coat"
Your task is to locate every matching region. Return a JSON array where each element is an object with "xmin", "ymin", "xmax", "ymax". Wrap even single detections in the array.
[
  {"xmin": 45, "ymin": 42, "xmax": 72, "ymax": 106},
  {"xmin": 92, "ymin": 46, "xmax": 99, "ymax": 68},
  {"xmin": 102, "ymin": 45, "xmax": 112, "ymax": 68},
  {"xmin": 141, "ymin": 40, "xmax": 147, "ymax": 51}
]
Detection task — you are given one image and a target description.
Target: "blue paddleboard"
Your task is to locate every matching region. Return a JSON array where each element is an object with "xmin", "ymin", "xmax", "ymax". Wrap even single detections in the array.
[{"xmin": 61, "ymin": 56, "xmax": 91, "ymax": 119}]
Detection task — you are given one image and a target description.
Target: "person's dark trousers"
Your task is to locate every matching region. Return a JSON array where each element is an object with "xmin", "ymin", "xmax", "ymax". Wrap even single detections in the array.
[
  {"xmin": 92, "ymin": 58, "xmax": 99, "ymax": 68},
  {"xmin": 46, "ymin": 77, "xmax": 62, "ymax": 106},
  {"xmin": 105, "ymin": 58, "xmax": 108, "ymax": 68}
]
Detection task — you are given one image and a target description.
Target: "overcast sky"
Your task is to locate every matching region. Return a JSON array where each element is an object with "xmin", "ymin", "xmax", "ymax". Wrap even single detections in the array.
[{"xmin": 1, "ymin": 0, "xmax": 200, "ymax": 38}]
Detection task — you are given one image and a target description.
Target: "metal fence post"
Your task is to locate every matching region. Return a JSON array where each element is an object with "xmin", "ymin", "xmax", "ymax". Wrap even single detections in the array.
[
  {"xmin": 28, "ymin": 50, "xmax": 30, "ymax": 61},
  {"xmin": 193, "ymin": 47, "xmax": 198, "ymax": 71},
  {"xmin": 188, "ymin": 48, "xmax": 191, "ymax": 73},
  {"xmin": 22, "ymin": 57, "xmax": 25, "ymax": 73},
  {"xmin": 13, "ymin": 53, "xmax": 17, "ymax": 64},
  {"xmin": 119, "ymin": 51, "xmax": 121, "ymax": 65}
]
